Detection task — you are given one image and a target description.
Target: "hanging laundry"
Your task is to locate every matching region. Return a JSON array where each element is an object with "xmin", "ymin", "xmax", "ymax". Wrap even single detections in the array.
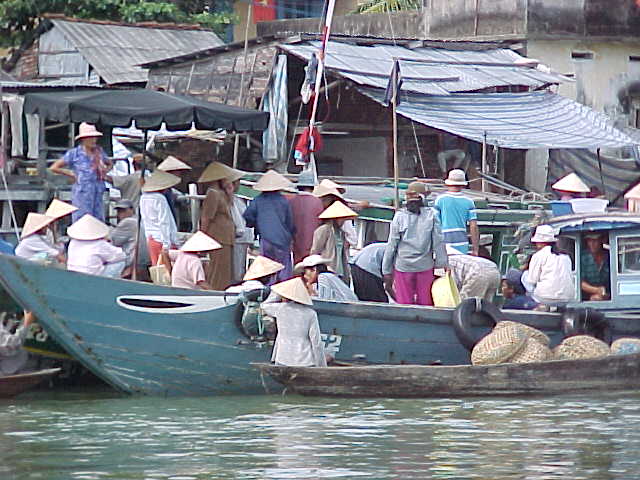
[
  {"xmin": 300, "ymin": 53, "xmax": 318, "ymax": 105},
  {"xmin": 294, "ymin": 126, "xmax": 323, "ymax": 165}
]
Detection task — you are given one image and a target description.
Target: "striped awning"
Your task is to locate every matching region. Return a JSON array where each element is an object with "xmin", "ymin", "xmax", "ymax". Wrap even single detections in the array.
[{"xmin": 360, "ymin": 88, "xmax": 636, "ymax": 149}]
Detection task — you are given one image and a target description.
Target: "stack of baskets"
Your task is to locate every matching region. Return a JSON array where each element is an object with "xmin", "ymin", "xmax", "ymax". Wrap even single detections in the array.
[{"xmin": 471, "ymin": 321, "xmax": 552, "ymax": 365}]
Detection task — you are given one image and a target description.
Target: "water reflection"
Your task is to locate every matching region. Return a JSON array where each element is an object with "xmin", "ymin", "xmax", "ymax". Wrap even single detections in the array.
[{"xmin": 0, "ymin": 391, "xmax": 639, "ymax": 479}]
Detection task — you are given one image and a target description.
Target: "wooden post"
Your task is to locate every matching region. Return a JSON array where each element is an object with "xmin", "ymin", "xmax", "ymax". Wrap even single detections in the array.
[
  {"xmin": 233, "ymin": 0, "xmax": 253, "ymax": 168},
  {"xmin": 481, "ymin": 131, "xmax": 487, "ymax": 193}
]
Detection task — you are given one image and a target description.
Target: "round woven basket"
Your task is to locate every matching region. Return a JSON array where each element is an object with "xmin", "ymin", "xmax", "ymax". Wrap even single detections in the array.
[
  {"xmin": 494, "ymin": 320, "xmax": 550, "ymax": 346},
  {"xmin": 611, "ymin": 337, "xmax": 640, "ymax": 356},
  {"xmin": 471, "ymin": 323, "xmax": 528, "ymax": 365},
  {"xmin": 508, "ymin": 337, "xmax": 552, "ymax": 364},
  {"xmin": 553, "ymin": 335, "xmax": 610, "ymax": 360}
]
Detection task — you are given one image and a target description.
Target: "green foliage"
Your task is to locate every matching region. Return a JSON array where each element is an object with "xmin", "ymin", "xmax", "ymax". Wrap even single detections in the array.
[
  {"xmin": 352, "ymin": 0, "xmax": 421, "ymax": 14},
  {"xmin": 0, "ymin": 0, "xmax": 236, "ymax": 47}
]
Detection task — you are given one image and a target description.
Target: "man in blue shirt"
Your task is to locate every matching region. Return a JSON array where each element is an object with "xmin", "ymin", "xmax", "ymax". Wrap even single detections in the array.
[
  {"xmin": 501, "ymin": 268, "xmax": 538, "ymax": 310},
  {"xmin": 433, "ymin": 169, "xmax": 479, "ymax": 255}
]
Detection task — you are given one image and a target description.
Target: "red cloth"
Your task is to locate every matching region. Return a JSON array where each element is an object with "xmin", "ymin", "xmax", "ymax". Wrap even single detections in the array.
[
  {"xmin": 294, "ymin": 127, "xmax": 323, "ymax": 164},
  {"xmin": 147, "ymin": 236, "xmax": 163, "ymax": 266},
  {"xmin": 287, "ymin": 193, "xmax": 324, "ymax": 264}
]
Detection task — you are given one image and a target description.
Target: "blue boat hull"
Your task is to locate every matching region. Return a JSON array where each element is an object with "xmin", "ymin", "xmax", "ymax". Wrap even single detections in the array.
[{"xmin": 1, "ymin": 253, "xmax": 638, "ymax": 396}]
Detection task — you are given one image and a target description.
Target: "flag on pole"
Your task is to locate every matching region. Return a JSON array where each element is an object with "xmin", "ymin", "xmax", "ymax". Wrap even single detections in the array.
[{"xmin": 383, "ymin": 59, "xmax": 403, "ymax": 107}]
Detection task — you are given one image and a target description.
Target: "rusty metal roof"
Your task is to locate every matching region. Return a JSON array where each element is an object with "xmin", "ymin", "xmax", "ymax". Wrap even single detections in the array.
[{"xmin": 51, "ymin": 19, "xmax": 224, "ymax": 85}]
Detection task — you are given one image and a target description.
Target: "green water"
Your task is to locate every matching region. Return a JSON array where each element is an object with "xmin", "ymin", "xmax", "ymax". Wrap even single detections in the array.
[{"xmin": 2, "ymin": 388, "xmax": 640, "ymax": 479}]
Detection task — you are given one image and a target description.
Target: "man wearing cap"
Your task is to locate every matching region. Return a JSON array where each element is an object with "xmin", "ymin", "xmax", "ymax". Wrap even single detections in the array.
[
  {"xmin": 67, "ymin": 214, "xmax": 126, "ymax": 277},
  {"xmin": 49, "ymin": 123, "xmax": 111, "ymax": 222},
  {"xmin": 15, "ymin": 213, "xmax": 64, "ymax": 264},
  {"xmin": 446, "ymin": 245, "xmax": 501, "ymax": 302},
  {"xmin": 433, "ymin": 169, "xmax": 479, "ymax": 255},
  {"xmin": 166, "ymin": 231, "xmax": 221, "ymax": 290},
  {"xmin": 157, "ymin": 155, "xmax": 192, "ymax": 223},
  {"xmin": 350, "ymin": 242, "xmax": 388, "ymax": 302},
  {"xmin": 109, "ymin": 199, "xmax": 138, "ymax": 276},
  {"xmin": 580, "ymin": 233, "xmax": 610, "ymax": 301},
  {"xmin": 551, "ymin": 173, "xmax": 590, "ymax": 201},
  {"xmin": 198, "ymin": 161, "xmax": 238, "ymax": 290},
  {"xmin": 243, "ymin": 170, "xmax": 296, "ymax": 283},
  {"xmin": 139, "ymin": 170, "xmax": 181, "ymax": 267},
  {"xmin": 501, "ymin": 268, "xmax": 538, "ymax": 310},
  {"xmin": 261, "ymin": 277, "xmax": 327, "ymax": 367},
  {"xmin": 287, "ymin": 169, "xmax": 324, "ymax": 264},
  {"xmin": 382, "ymin": 182, "xmax": 448, "ymax": 306}
]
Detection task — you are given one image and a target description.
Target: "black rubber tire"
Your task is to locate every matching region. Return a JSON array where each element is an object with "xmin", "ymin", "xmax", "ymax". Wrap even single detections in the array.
[
  {"xmin": 452, "ymin": 297, "xmax": 502, "ymax": 351},
  {"xmin": 560, "ymin": 307, "xmax": 611, "ymax": 343}
]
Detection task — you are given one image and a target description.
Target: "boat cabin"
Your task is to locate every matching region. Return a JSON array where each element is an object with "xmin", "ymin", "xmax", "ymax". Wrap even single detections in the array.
[{"xmin": 549, "ymin": 213, "xmax": 640, "ymax": 312}]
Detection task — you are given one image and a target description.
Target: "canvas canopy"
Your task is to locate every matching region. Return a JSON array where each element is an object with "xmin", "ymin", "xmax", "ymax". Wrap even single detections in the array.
[{"xmin": 23, "ymin": 89, "xmax": 269, "ymax": 132}]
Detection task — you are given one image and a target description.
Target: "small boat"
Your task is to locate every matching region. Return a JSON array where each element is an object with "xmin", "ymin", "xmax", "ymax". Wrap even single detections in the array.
[
  {"xmin": 253, "ymin": 352, "xmax": 640, "ymax": 398},
  {"xmin": 0, "ymin": 368, "xmax": 61, "ymax": 398}
]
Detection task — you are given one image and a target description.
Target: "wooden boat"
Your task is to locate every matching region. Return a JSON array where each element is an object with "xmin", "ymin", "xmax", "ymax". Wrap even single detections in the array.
[
  {"xmin": 254, "ymin": 352, "xmax": 640, "ymax": 398},
  {"xmin": 0, "ymin": 368, "xmax": 61, "ymax": 398}
]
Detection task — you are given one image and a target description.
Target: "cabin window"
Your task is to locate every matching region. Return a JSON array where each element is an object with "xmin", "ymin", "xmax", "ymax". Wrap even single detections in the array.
[{"xmin": 618, "ymin": 236, "xmax": 640, "ymax": 274}]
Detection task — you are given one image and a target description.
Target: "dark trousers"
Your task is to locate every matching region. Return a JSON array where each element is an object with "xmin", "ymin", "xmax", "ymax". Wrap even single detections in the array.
[{"xmin": 351, "ymin": 264, "xmax": 388, "ymax": 303}]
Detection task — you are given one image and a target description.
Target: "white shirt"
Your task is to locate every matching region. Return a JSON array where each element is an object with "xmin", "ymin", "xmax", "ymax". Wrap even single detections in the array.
[
  {"xmin": 342, "ymin": 220, "xmax": 357, "ymax": 247},
  {"xmin": 169, "ymin": 251, "xmax": 206, "ymax": 290},
  {"xmin": 140, "ymin": 192, "xmax": 178, "ymax": 249},
  {"xmin": 15, "ymin": 234, "xmax": 59, "ymax": 260},
  {"xmin": 230, "ymin": 195, "xmax": 254, "ymax": 244},
  {"xmin": 527, "ymin": 245, "xmax": 575, "ymax": 303},
  {"xmin": 261, "ymin": 301, "xmax": 327, "ymax": 367},
  {"xmin": 67, "ymin": 239, "xmax": 126, "ymax": 276},
  {"xmin": 225, "ymin": 280, "xmax": 265, "ymax": 294}
]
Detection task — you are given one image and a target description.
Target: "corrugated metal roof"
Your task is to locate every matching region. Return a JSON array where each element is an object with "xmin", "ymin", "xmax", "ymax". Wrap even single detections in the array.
[
  {"xmin": 51, "ymin": 19, "xmax": 223, "ymax": 84},
  {"xmin": 0, "ymin": 79, "xmax": 99, "ymax": 89},
  {"xmin": 280, "ymin": 41, "xmax": 569, "ymax": 95},
  {"xmin": 359, "ymin": 87, "xmax": 636, "ymax": 149}
]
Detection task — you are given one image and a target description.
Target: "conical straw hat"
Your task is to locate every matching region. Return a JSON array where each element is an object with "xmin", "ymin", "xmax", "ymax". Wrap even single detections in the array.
[
  {"xmin": 67, "ymin": 214, "xmax": 109, "ymax": 241},
  {"xmin": 45, "ymin": 199, "xmax": 77, "ymax": 220},
  {"xmin": 319, "ymin": 201, "xmax": 358, "ymax": 219},
  {"xmin": 21, "ymin": 213, "xmax": 55, "ymax": 239},
  {"xmin": 198, "ymin": 162, "xmax": 233, "ymax": 183},
  {"xmin": 225, "ymin": 167, "xmax": 246, "ymax": 183},
  {"xmin": 312, "ymin": 183, "xmax": 343, "ymax": 199},
  {"xmin": 624, "ymin": 183, "xmax": 640, "ymax": 199},
  {"xmin": 243, "ymin": 255, "xmax": 284, "ymax": 280},
  {"xmin": 551, "ymin": 173, "xmax": 589, "ymax": 193},
  {"xmin": 157, "ymin": 155, "xmax": 192, "ymax": 172},
  {"xmin": 180, "ymin": 231, "xmax": 222, "ymax": 252},
  {"xmin": 320, "ymin": 178, "xmax": 346, "ymax": 193},
  {"xmin": 271, "ymin": 277, "xmax": 313, "ymax": 305},
  {"xmin": 253, "ymin": 170, "xmax": 293, "ymax": 192},
  {"xmin": 142, "ymin": 170, "xmax": 181, "ymax": 192}
]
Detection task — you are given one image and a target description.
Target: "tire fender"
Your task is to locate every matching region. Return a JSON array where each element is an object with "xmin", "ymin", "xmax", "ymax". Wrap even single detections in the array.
[{"xmin": 452, "ymin": 297, "xmax": 502, "ymax": 351}]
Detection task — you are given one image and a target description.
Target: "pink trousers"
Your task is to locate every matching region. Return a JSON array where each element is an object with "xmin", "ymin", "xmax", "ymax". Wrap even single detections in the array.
[{"xmin": 393, "ymin": 268, "xmax": 435, "ymax": 306}]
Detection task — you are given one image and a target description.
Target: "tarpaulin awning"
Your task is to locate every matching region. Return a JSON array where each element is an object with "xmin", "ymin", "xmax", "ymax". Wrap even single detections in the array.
[
  {"xmin": 360, "ymin": 88, "xmax": 637, "ymax": 149},
  {"xmin": 23, "ymin": 89, "xmax": 270, "ymax": 131}
]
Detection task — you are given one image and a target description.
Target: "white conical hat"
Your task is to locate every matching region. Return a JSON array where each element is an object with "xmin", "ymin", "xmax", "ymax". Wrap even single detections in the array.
[
  {"xmin": 21, "ymin": 213, "xmax": 55, "ymax": 239},
  {"xmin": 624, "ymin": 183, "xmax": 640, "ymax": 199},
  {"xmin": 180, "ymin": 231, "xmax": 222, "ymax": 252},
  {"xmin": 253, "ymin": 170, "xmax": 293, "ymax": 192},
  {"xmin": 319, "ymin": 201, "xmax": 358, "ymax": 219},
  {"xmin": 157, "ymin": 155, "xmax": 192, "ymax": 172},
  {"xmin": 45, "ymin": 199, "xmax": 77, "ymax": 220},
  {"xmin": 75, "ymin": 123, "xmax": 103, "ymax": 141},
  {"xmin": 271, "ymin": 277, "xmax": 313, "ymax": 305},
  {"xmin": 142, "ymin": 170, "xmax": 181, "ymax": 192},
  {"xmin": 243, "ymin": 255, "xmax": 284, "ymax": 281},
  {"xmin": 197, "ymin": 161, "xmax": 236, "ymax": 183},
  {"xmin": 67, "ymin": 214, "xmax": 109, "ymax": 241},
  {"xmin": 312, "ymin": 183, "xmax": 344, "ymax": 199},
  {"xmin": 320, "ymin": 178, "xmax": 346, "ymax": 193},
  {"xmin": 225, "ymin": 167, "xmax": 246, "ymax": 183},
  {"xmin": 551, "ymin": 173, "xmax": 589, "ymax": 193}
]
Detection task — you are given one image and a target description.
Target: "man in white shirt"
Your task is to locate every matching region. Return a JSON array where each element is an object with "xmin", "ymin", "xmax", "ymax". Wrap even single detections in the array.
[{"xmin": 67, "ymin": 214, "xmax": 126, "ymax": 277}]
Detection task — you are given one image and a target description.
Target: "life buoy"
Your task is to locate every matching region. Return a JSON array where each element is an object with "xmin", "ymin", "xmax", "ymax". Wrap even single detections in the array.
[
  {"xmin": 452, "ymin": 297, "xmax": 502, "ymax": 351},
  {"xmin": 560, "ymin": 307, "xmax": 611, "ymax": 343}
]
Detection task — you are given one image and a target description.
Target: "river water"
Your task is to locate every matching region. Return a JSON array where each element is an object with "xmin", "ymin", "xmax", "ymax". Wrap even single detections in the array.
[{"xmin": 2, "ymin": 388, "xmax": 640, "ymax": 479}]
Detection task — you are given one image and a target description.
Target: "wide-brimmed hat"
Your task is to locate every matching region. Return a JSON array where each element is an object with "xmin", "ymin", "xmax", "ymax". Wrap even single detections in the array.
[
  {"xmin": 67, "ymin": 214, "xmax": 109, "ymax": 241},
  {"xmin": 271, "ymin": 277, "xmax": 313, "ymax": 305},
  {"xmin": 320, "ymin": 178, "xmax": 346, "ymax": 193},
  {"xmin": 551, "ymin": 173, "xmax": 590, "ymax": 193},
  {"xmin": 180, "ymin": 231, "xmax": 222, "ymax": 252},
  {"xmin": 253, "ymin": 170, "xmax": 293, "ymax": 192},
  {"xmin": 530, "ymin": 225, "xmax": 557, "ymax": 243},
  {"xmin": 142, "ymin": 170, "xmax": 181, "ymax": 192},
  {"xmin": 45, "ymin": 199, "xmax": 77, "ymax": 220},
  {"xmin": 21, "ymin": 213, "xmax": 55, "ymax": 239},
  {"xmin": 313, "ymin": 183, "xmax": 344, "ymax": 199},
  {"xmin": 297, "ymin": 169, "xmax": 316, "ymax": 188},
  {"xmin": 293, "ymin": 254, "xmax": 330, "ymax": 274},
  {"xmin": 157, "ymin": 155, "xmax": 192, "ymax": 172},
  {"xmin": 75, "ymin": 123, "xmax": 103, "ymax": 141},
  {"xmin": 444, "ymin": 169, "xmax": 468, "ymax": 186},
  {"xmin": 406, "ymin": 181, "xmax": 427, "ymax": 195},
  {"xmin": 319, "ymin": 201, "xmax": 358, "ymax": 220},
  {"xmin": 197, "ymin": 162, "xmax": 232, "ymax": 183},
  {"xmin": 243, "ymin": 255, "xmax": 284, "ymax": 281}
]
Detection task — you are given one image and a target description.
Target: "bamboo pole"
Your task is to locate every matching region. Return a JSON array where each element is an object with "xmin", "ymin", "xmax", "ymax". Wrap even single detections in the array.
[
  {"xmin": 392, "ymin": 73, "xmax": 399, "ymax": 209},
  {"xmin": 481, "ymin": 131, "xmax": 487, "ymax": 193},
  {"xmin": 233, "ymin": 0, "xmax": 253, "ymax": 168}
]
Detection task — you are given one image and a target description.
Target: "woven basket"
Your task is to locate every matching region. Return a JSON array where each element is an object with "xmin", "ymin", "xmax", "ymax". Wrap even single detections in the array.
[
  {"xmin": 494, "ymin": 320, "xmax": 550, "ymax": 346},
  {"xmin": 507, "ymin": 337, "xmax": 552, "ymax": 364},
  {"xmin": 553, "ymin": 335, "xmax": 610, "ymax": 360},
  {"xmin": 611, "ymin": 338, "xmax": 640, "ymax": 356},
  {"xmin": 471, "ymin": 324, "xmax": 528, "ymax": 365}
]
